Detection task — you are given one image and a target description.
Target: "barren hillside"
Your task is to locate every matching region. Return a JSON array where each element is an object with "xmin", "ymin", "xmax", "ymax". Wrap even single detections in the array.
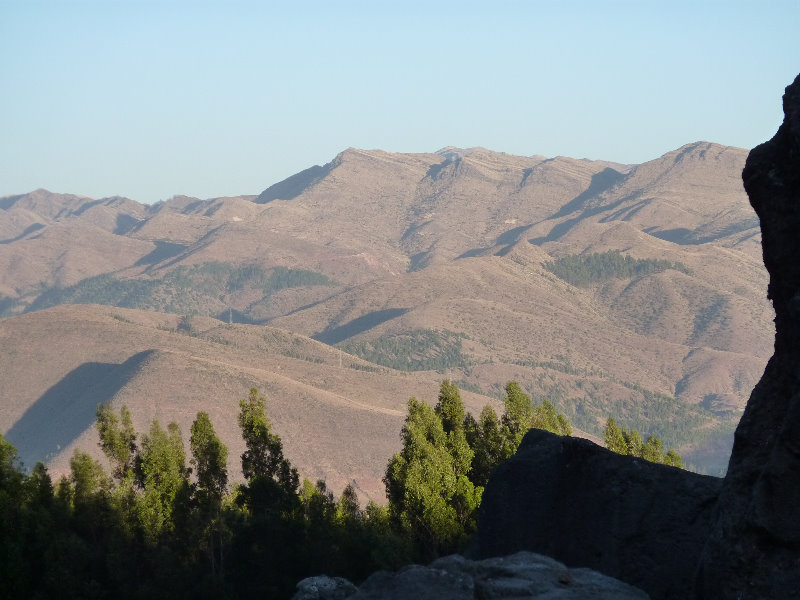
[{"xmin": 0, "ymin": 142, "xmax": 772, "ymax": 475}]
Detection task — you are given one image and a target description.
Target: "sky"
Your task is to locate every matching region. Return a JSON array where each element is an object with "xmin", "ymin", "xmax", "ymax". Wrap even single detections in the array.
[{"xmin": 1, "ymin": 1, "xmax": 799, "ymax": 204}]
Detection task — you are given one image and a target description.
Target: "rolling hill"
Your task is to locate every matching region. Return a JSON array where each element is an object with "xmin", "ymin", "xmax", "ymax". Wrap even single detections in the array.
[{"xmin": 0, "ymin": 141, "xmax": 772, "ymax": 478}]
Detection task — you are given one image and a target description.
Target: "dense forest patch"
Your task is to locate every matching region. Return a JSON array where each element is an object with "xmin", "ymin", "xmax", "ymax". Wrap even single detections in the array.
[
  {"xmin": 0, "ymin": 381, "xmax": 596, "ymax": 599},
  {"xmin": 544, "ymin": 250, "xmax": 691, "ymax": 286},
  {"xmin": 340, "ymin": 329, "xmax": 471, "ymax": 372},
  {"xmin": 24, "ymin": 262, "xmax": 335, "ymax": 318}
]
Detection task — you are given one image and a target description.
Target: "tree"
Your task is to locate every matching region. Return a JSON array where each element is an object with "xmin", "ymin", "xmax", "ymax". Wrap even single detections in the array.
[
  {"xmin": 500, "ymin": 382, "xmax": 574, "ymax": 455},
  {"xmin": 664, "ymin": 449, "xmax": 685, "ymax": 469},
  {"xmin": 435, "ymin": 379, "xmax": 466, "ymax": 434},
  {"xmin": 237, "ymin": 388, "xmax": 299, "ymax": 505},
  {"xmin": 95, "ymin": 403, "xmax": 137, "ymax": 482},
  {"xmin": 0, "ymin": 433, "xmax": 23, "ymax": 493},
  {"xmin": 642, "ymin": 435, "xmax": 665, "ymax": 464},
  {"xmin": 137, "ymin": 419, "xmax": 189, "ymax": 542},
  {"xmin": 625, "ymin": 429, "xmax": 644, "ymax": 458},
  {"xmin": 532, "ymin": 399, "xmax": 572, "ymax": 436},
  {"xmin": 604, "ymin": 418, "xmax": 628, "ymax": 454},
  {"xmin": 69, "ymin": 450, "xmax": 110, "ymax": 507},
  {"xmin": 384, "ymin": 397, "xmax": 481, "ymax": 558},
  {"xmin": 603, "ymin": 419, "xmax": 684, "ymax": 468},
  {"xmin": 434, "ymin": 379, "xmax": 474, "ymax": 478},
  {"xmin": 464, "ymin": 405, "xmax": 505, "ymax": 488},
  {"xmin": 336, "ymin": 483, "xmax": 361, "ymax": 525},
  {"xmin": 433, "ymin": 381, "xmax": 480, "ymax": 527},
  {"xmin": 190, "ymin": 413, "xmax": 227, "ymax": 501},
  {"xmin": 177, "ymin": 314, "xmax": 194, "ymax": 334},
  {"xmin": 501, "ymin": 382, "xmax": 534, "ymax": 453},
  {"xmin": 190, "ymin": 411, "xmax": 228, "ymax": 575}
]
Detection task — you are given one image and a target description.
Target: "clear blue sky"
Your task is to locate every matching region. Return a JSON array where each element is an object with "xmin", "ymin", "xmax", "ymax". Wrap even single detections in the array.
[{"xmin": 1, "ymin": 0, "xmax": 798, "ymax": 204}]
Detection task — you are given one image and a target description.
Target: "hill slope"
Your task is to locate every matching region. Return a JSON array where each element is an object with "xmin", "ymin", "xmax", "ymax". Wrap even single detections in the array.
[
  {"xmin": 1, "ymin": 305, "xmax": 509, "ymax": 500},
  {"xmin": 0, "ymin": 142, "xmax": 772, "ymax": 474}
]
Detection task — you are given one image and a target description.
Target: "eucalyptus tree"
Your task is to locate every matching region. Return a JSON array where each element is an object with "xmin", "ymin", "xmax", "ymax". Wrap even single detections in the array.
[{"xmin": 190, "ymin": 411, "xmax": 229, "ymax": 575}]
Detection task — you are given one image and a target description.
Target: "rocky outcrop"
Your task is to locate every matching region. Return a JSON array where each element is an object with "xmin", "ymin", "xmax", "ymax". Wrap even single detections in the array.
[
  {"xmin": 694, "ymin": 73, "xmax": 800, "ymax": 599},
  {"xmin": 470, "ymin": 430, "xmax": 720, "ymax": 599},
  {"xmin": 292, "ymin": 552, "xmax": 649, "ymax": 600},
  {"xmin": 292, "ymin": 575, "xmax": 358, "ymax": 600}
]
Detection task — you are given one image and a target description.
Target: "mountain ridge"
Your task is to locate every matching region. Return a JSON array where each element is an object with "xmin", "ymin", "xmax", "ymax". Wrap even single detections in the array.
[{"xmin": 0, "ymin": 141, "xmax": 769, "ymax": 475}]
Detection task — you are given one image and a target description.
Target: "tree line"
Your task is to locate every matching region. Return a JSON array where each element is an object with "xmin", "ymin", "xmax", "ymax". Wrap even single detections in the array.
[
  {"xmin": 603, "ymin": 417, "xmax": 684, "ymax": 467},
  {"xmin": 1, "ymin": 381, "xmax": 678, "ymax": 599}
]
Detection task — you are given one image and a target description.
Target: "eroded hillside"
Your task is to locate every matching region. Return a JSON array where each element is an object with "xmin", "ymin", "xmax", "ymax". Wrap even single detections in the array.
[{"xmin": 0, "ymin": 142, "xmax": 772, "ymax": 473}]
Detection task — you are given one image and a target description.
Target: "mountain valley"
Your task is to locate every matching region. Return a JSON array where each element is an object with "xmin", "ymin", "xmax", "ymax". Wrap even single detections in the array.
[{"xmin": 0, "ymin": 141, "xmax": 772, "ymax": 482}]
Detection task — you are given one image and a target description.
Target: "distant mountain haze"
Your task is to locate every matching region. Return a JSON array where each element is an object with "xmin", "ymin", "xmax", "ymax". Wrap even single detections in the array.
[{"xmin": 0, "ymin": 142, "xmax": 770, "ymax": 489}]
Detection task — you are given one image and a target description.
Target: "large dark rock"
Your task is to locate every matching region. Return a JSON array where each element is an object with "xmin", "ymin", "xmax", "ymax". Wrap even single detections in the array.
[
  {"xmin": 471, "ymin": 429, "xmax": 721, "ymax": 599},
  {"xmin": 694, "ymin": 73, "xmax": 800, "ymax": 600}
]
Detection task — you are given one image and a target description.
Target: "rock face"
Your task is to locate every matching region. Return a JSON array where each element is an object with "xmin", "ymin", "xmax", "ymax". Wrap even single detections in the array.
[
  {"xmin": 694, "ymin": 73, "xmax": 800, "ymax": 599},
  {"xmin": 472, "ymin": 73, "xmax": 800, "ymax": 600},
  {"xmin": 471, "ymin": 430, "xmax": 721, "ymax": 599},
  {"xmin": 292, "ymin": 552, "xmax": 649, "ymax": 600}
]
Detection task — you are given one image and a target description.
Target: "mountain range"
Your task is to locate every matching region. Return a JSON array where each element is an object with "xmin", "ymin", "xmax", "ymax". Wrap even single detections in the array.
[{"xmin": 0, "ymin": 141, "xmax": 772, "ymax": 493}]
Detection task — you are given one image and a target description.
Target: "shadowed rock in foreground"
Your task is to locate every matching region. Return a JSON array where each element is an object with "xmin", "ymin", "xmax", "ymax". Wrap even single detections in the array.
[
  {"xmin": 695, "ymin": 73, "xmax": 800, "ymax": 599},
  {"xmin": 471, "ymin": 430, "xmax": 720, "ymax": 599},
  {"xmin": 473, "ymin": 73, "xmax": 800, "ymax": 600},
  {"xmin": 293, "ymin": 552, "xmax": 648, "ymax": 600}
]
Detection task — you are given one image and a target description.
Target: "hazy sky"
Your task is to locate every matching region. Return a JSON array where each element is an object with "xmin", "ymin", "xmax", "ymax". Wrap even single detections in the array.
[{"xmin": 2, "ymin": 1, "xmax": 798, "ymax": 204}]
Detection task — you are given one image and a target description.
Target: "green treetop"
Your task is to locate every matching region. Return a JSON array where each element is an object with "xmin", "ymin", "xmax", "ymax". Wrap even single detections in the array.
[
  {"xmin": 384, "ymin": 395, "xmax": 481, "ymax": 558},
  {"xmin": 138, "ymin": 419, "xmax": 190, "ymax": 542},
  {"xmin": 603, "ymin": 418, "xmax": 685, "ymax": 469},
  {"xmin": 238, "ymin": 388, "xmax": 298, "ymax": 493}
]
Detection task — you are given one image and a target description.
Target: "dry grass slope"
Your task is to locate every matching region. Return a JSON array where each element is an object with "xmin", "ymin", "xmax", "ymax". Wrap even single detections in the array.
[{"xmin": 0, "ymin": 142, "xmax": 772, "ymax": 477}]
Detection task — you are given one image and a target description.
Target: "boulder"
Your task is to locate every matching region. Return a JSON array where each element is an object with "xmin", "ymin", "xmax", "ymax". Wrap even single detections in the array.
[
  {"xmin": 292, "ymin": 575, "xmax": 358, "ymax": 600},
  {"xmin": 470, "ymin": 429, "xmax": 720, "ymax": 599},
  {"xmin": 292, "ymin": 551, "xmax": 649, "ymax": 600},
  {"xmin": 694, "ymin": 73, "xmax": 800, "ymax": 599}
]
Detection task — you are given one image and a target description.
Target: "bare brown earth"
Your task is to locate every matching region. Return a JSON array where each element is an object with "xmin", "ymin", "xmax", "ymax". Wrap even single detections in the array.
[
  {"xmin": 0, "ymin": 142, "xmax": 773, "ymax": 482},
  {"xmin": 0, "ymin": 305, "xmax": 504, "ymax": 501}
]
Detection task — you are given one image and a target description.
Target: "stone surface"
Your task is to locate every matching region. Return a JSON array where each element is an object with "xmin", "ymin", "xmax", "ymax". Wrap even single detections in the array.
[
  {"xmin": 694, "ymin": 73, "xmax": 800, "ymax": 600},
  {"xmin": 470, "ymin": 429, "xmax": 720, "ymax": 600},
  {"xmin": 292, "ymin": 575, "xmax": 358, "ymax": 600},
  {"xmin": 296, "ymin": 551, "xmax": 649, "ymax": 600}
]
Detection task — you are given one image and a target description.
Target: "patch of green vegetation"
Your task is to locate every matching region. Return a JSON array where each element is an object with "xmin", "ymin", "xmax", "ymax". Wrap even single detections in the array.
[
  {"xmin": 281, "ymin": 348, "xmax": 324, "ymax": 363},
  {"xmin": 110, "ymin": 313, "xmax": 134, "ymax": 324},
  {"xmin": 28, "ymin": 274, "xmax": 161, "ymax": 312},
  {"xmin": 205, "ymin": 335, "xmax": 233, "ymax": 346},
  {"xmin": 513, "ymin": 354, "xmax": 602, "ymax": 377},
  {"xmin": 691, "ymin": 294, "xmax": 730, "ymax": 342},
  {"xmin": 0, "ymin": 295, "xmax": 19, "ymax": 318},
  {"xmin": 24, "ymin": 263, "xmax": 335, "ymax": 317},
  {"xmin": 544, "ymin": 250, "xmax": 691, "ymax": 286},
  {"xmin": 340, "ymin": 329, "xmax": 472, "ymax": 372},
  {"xmin": 454, "ymin": 379, "xmax": 484, "ymax": 394},
  {"xmin": 543, "ymin": 379, "xmax": 714, "ymax": 453},
  {"xmin": 165, "ymin": 263, "xmax": 334, "ymax": 297},
  {"xmin": 348, "ymin": 362, "xmax": 382, "ymax": 373}
]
